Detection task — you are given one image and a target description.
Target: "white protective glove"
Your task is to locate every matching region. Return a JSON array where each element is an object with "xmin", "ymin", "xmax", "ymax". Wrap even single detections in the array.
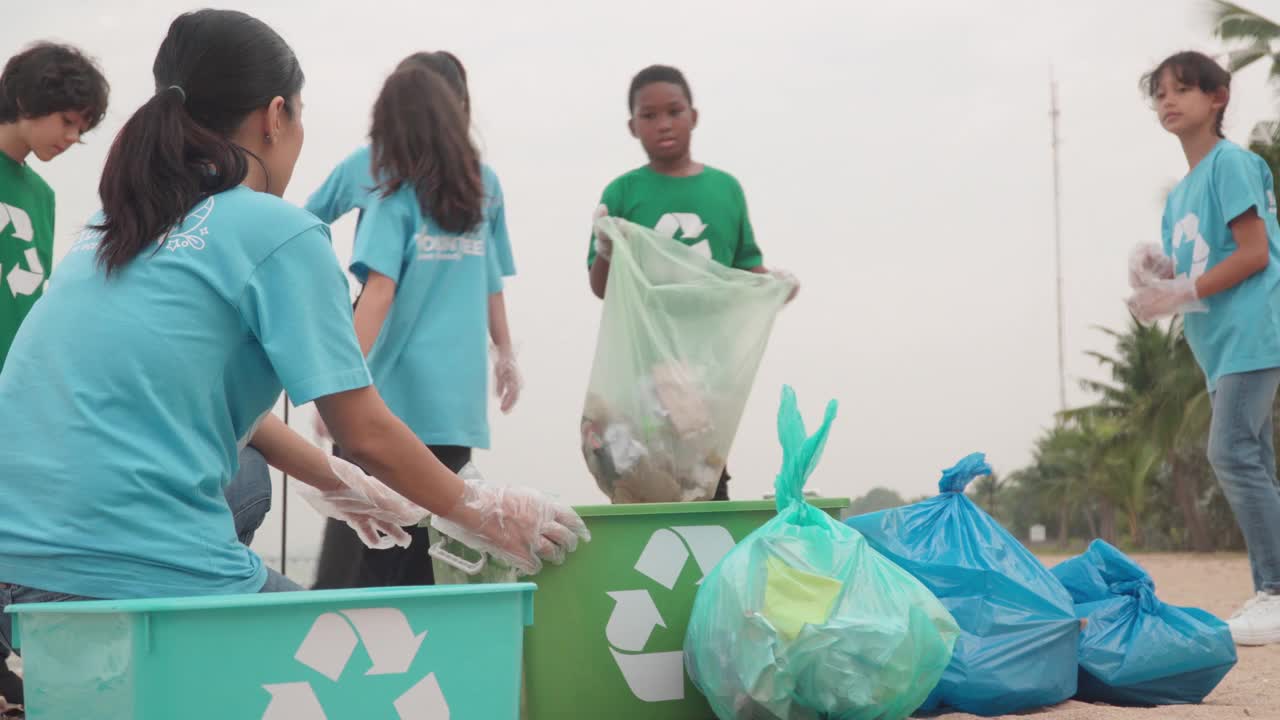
[
  {"xmin": 1128, "ymin": 243, "xmax": 1176, "ymax": 289},
  {"xmin": 1126, "ymin": 277, "xmax": 1199, "ymax": 323},
  {"xmin": 493, "ymin": 345, "xmax": 522, "ymax": 414},
  {"xmin": 295, "ymin": 456, "xmax": 429, "ymax": 550},
  {"xmin": 431, "ymin": 472, "xmax": 590, "ymax": 576},
  {"xmin": 592, "ymin": 204, "xmax": 614, "ymax": 261},
  {"xmin": 768, "ymin": 268, "xmax": 800, "ymax": 303}
]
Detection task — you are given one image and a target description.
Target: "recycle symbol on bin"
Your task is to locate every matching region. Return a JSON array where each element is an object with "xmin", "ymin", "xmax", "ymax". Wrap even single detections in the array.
[
  {"xmin": 606, "ymin": 526, "xmax": 736, "ymax": 702},
  {"xmin": 261, "ymin": 607, "xmax": 448, "ymax": 719}
]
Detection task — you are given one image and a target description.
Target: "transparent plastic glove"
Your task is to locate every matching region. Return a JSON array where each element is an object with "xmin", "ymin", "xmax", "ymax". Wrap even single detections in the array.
[
  {"xmin": 432, "ymin": 472, "xmax": 591, "ymax": 576},
  {"xmin": 1128, "ymin": 243, "xmax": 1175, "ymax": 289},
  {"xmin": 295, "ymin": 456, "xmax": 429, "ymax": 549},
  {"xmin": 592, "ymin": 204, "xmax": 614, "ymax": 261},
  {"xmin": 768, "ymin": 268, "xmax": 800, "ymax": 303},
  {"xmin": 1126, "ymin": 277, "xmax": 1199, "ymax": 323},
  {"xmin": 493, "ymin": 345, "xmax": 522, "ymax": 414},
  {"xmin": 348, "ymin": 516, "xmax": 414, "ymax": 550}
]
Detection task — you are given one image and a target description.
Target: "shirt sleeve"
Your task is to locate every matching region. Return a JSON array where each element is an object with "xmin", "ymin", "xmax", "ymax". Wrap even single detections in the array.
[
  {"xmin": 42, "ymin": 185, "xmax": 55, "ymax": 280},
  {"xmin": 1214, "ymin": 149, "xmax": 1272, "ymax": 228},
  {"xmin": 731, "ymin": 178, "xmax": 763, "ymax": 269},
  {"xmin": 350, "ymin": 189, "xmax": 415, "ymax": 285},
  {"xmin": 486, "ymin": 228, "xmax": 505, "ymax": 295},
  {"xmin": 1161, "ymin": 203, "xmax": 1172, "ymax": 257},
  {"xmin": 304, "ymin": 153, "xmax": 361, "ymax": 225},
  {"xmin": 46, "ymin": 185, "xmax": 55, "ymax": 246},
  {"xmin": 237, "ymin": 225, "xmax": 371, "ymax": 405},
  {"xmin": 587, "ymin": 180, "xmax": 622, "ymax": 269},
  {"xmin": 486, "ymin": 170, "xmax": 516, "ymax": 277}
]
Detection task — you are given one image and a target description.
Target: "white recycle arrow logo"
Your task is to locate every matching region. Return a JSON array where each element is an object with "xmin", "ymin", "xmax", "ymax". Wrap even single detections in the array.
[
  {"xmin": 653, "ymin": 213, "xmax": 713, "ymax": 260},
  {"xmin": 654, "ymin": 212, "xmax": 707, "ymax": 241},
  {"xmin": 262, "ymin": 607, "xmax": 448, "ymax": 719},
  {"xmin": 606, "ymin": 525, "xmax": 735, "ymax": 703},
  {"xmin": 0, "ymin": 203, "xmax": 45, "ymax": 299}
]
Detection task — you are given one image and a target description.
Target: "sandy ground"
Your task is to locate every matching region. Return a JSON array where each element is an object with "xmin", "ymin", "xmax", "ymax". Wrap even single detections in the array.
[
  {"xmin": 935, "ymin": 553, "xmax": 1280, "ymax": 720},
  {"xmin": 2, "ymin": 553, "xmax": 1275, "ymax": 718}
]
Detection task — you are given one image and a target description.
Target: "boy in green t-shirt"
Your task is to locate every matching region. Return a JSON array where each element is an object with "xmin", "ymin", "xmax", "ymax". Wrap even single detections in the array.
[
  {"xmin": 0, "ymin": 41, "xmax": 108, "ymax": 709},
  {"xmin": 588, "ymin": 65, "xmax": 798, "ymax": 501},
  {"xmin": 0, "ymin": 43, "xmax": 108, "ymax": 371}
]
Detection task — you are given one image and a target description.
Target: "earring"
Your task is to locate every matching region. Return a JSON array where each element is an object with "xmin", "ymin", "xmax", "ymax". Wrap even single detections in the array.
[{"xmin": 265, "ymin": 133, "xmax": 274, "ymax": 144}]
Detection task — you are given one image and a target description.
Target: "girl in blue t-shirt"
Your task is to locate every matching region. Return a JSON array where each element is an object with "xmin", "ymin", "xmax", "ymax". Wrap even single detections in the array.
[
  {"xmin": 308, "ymin": 54, "xmax": 521, "ymax": 589},
  {"xmin": 0, "ymin": 10, "xmax": 585, "ymax": 660},
  {"xmin": 1128, "ymin": 50, "xmax": 1280, "ymax": 645}
]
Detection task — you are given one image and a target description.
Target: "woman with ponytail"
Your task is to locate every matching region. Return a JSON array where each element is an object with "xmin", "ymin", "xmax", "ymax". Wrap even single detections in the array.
[{"xmin": 0, "ymin": 10, "xmax": 586, "ymax": 648}]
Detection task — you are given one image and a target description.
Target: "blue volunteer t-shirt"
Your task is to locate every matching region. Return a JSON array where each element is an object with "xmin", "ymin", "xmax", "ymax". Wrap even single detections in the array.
[
  {"xmin": 304, "ymin": 145, "xmax": 516, "ymax": 278},
  {"xmin": 0, "ymin": 187, "xmax": 371, "ymax": 599},
  {"xmin": 351, "ymin": 179, "xmax": 504, "ymax": 449},
  {"xmin": 1162, "ymin": 140, "xmax": 1280, "ymax": 390}
]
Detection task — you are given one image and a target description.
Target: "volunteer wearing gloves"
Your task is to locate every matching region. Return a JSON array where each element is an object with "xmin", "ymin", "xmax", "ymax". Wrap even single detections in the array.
[
  {"xmin": 587, "ymin": 64, "xmax": 797, "ymax": 500},
  {"xmin": 1127, "ymin": 51, "xmax": 1280, "ymax": 645},
  {"xmin": 304, "ymin": 51, "xmax": 523, "ymax": 589},
  {"xmin": 0, "ymin": 9, "xmax": 584, "ymax": 652}
]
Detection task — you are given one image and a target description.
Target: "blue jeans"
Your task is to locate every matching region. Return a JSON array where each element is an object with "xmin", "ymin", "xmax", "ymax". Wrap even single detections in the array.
[
  {"xmin": 228, "ymin": 445, "xmax": 273, "ymax": 547},
  {"xmin": 0, "ymin": 447, "xmax": 301, "ymax": 659},
  {"xmin": 1208, "ymin": 367, "xmax": 1280, "ymax": 593}
]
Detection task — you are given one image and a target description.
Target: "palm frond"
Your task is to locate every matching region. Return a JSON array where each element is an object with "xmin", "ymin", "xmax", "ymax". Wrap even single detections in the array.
[
  {"xmin": 1226, "ymin": 40, "xmax": 1272, "ymax": 71},
  {"xmin": 1211, "ymin": 1, "xmax": 1280, "ymax": 42}
]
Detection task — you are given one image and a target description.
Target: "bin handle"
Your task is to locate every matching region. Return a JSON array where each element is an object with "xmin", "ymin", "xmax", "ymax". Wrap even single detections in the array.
[{"xmin": 428, "ymin": 539, "xmax": 488, "ymax": 576}]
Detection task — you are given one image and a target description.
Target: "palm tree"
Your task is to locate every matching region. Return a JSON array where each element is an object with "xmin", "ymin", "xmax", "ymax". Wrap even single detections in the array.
[
  {"xmin": 1211, "ymin": 1, "xmax": 1280, "ymax": 76},
  {"xmin": 1033, "ymin": 422, "xmax": 1097, "ymax": 547},
  {"xmin": 1073, "ymin": 318, "xmax": 1212, "ymax": 550},
  {"xmin": 1210, "ymin": 2, "xmax": 1280, "ymax": 213},
  {"xmin": 969, "ymin": 472, "xmax": 1003, "ymax": 519},
  {"xmin": 1072, "ymin": 414, "xmax": 1128, "ymax": 546},
  {"xmin": 999, "ymin": 467, "xmax": 1044, "ymax": 541},
  {"xmin": 1153, "ymin": 325, "xmax": 1214, "ymax": 551},
  {"xmin": 1098, "ymin": 429, "xmax": 1162, "ymax": 548}
]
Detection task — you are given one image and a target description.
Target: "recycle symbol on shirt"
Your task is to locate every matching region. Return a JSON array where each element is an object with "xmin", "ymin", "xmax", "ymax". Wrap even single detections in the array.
[
  {"xmin": 653, "ymin": 212, "xmax": 713, "ymax": 260},
  {"xmin": 260, "ymin": 607, "xmax": 448, "ymax": 719},
  {"xmin": 605, "ymin": 525, "xmax": 736, "ymax": 702},
  {"xmin": 0, "ymin": 202, "xmax": 46, "ymax": 300}
]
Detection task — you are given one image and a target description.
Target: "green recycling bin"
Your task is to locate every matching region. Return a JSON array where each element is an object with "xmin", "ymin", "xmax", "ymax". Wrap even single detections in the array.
[{"xmin": 431, "ymin": 497, "xmax": 849, "ymax": 720}]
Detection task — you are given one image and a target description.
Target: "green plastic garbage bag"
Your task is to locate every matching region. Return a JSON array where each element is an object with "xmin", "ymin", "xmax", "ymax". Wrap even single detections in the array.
[
  {"xmin": 581, "ymin": 217, "xmax": 792, "ymax": 503},
  {"xmin": 684, "ymin": 386, "xmax": 960, "ymax": 720}
]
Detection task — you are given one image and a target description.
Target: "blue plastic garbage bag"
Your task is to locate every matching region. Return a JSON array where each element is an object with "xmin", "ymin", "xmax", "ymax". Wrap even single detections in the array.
[
  {"xmin": 1051, "ymin": 540, "xmax": 1236, "ymax": 706},
  {"xmin": 845, "ymin": 453, "xmax": 1080, "ymax": 716},
  {"xmin": 684, "ymin": 386, "xmax": 960, "ymax": 720}
]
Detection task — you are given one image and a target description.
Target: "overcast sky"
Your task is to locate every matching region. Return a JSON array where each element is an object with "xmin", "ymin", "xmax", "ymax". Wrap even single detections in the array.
[{"xmin": 8, "ymin": 0, "xmax": 1280, "ymax": 570}]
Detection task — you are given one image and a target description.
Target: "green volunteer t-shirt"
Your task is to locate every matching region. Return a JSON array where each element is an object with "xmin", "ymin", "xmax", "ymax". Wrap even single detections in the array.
[
  {"xmin": 588, "ymin": 165, "xmax": 762, "ymax": 270},
  {"xmin": 0, "ymin": 153, "xmax": 55, "ymax": 369}
]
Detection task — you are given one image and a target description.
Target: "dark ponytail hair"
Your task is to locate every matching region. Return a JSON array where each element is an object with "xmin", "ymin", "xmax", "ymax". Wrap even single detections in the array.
[
  {"xmin": 92, "ymin": 9, "xmax": 304, "ymax": 275},
  {"xmin": 396, "ymin": 51, "xmax": 469, "ymax": 118},
  {"xmin": 1141, "ymin": 51, "xmax": 1230, "ymax": 138},
  {"xmin": 370, "ymin": 66, "xmax": 483, "ymax": 235}
]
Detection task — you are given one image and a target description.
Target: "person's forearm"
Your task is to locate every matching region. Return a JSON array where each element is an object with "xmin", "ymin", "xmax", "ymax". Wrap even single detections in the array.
[
  {"xmin": 1194, "ymin": 244, "xmax": 1269, "ymax": 299},
  {"xmin": 353, "ymin": 274, "xmax": 395, "ymax": 356},
  {"xmin": 336, "ymin": 411, "xmax": 465, "ymax": 516},
  {"xmin": 249, "ymin": 414, "xmax": 341, "ymax": 492},
  {"xmin": 589, "ymin": 257, "xmax": 610, "ymax": 299},
  {"xmin": 488, "ymin": 292, "xmax": 512, "ymax": 352},
  {"xmin": 317, "ymin": 386, "xmax": 465, "ymax": 516},
  {"xmin": 1195, "ymin": 211, "xmax": 1271, "ymax": 299}
]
